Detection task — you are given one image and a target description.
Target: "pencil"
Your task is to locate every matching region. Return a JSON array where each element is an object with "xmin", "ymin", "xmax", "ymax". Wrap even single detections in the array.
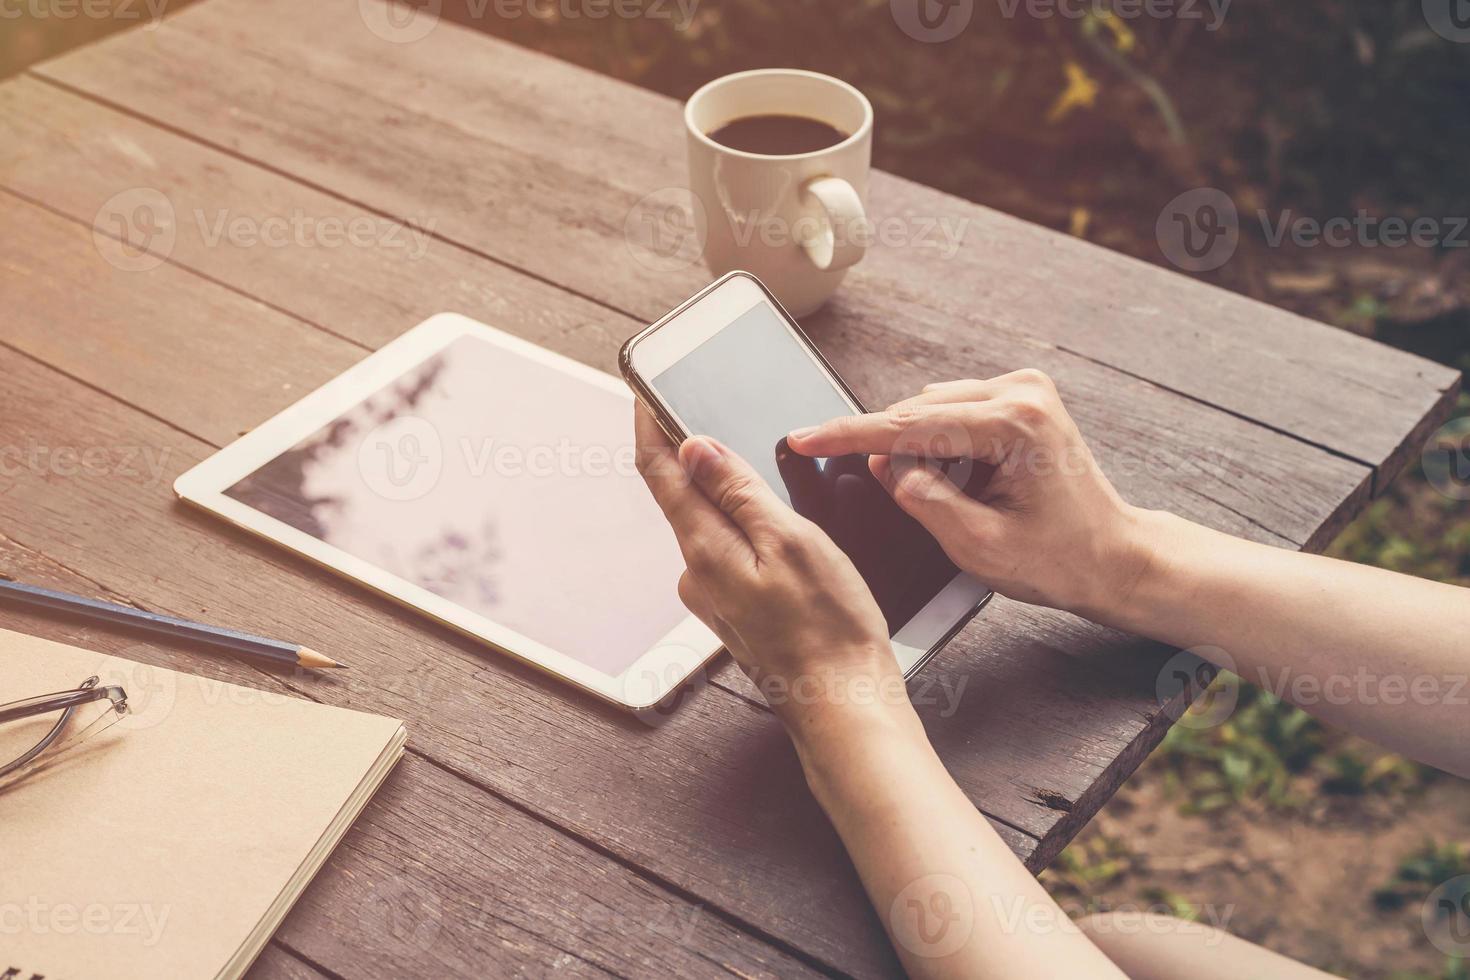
[{"xmin": 0, "ymin": 577, "xmax": 347, "ymax": 670}]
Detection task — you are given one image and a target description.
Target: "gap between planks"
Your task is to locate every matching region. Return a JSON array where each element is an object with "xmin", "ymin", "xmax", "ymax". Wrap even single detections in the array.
[{"xmin": 19, "ymin": 67, "xmax": 1435, "ymax": 502}]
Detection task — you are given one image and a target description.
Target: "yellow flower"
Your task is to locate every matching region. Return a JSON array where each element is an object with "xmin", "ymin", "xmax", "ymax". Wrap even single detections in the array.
[
  {"xmin": 1098, "ymin": 12, "xmax": 1137, "ymax": 52},
  {"xmin": 1069, "ymin": 207, "xmax": 1092, "ymax": 240},
  {"xmin": 1047, "ymin": 62, "xmax": 1100, "ymax": 123}
]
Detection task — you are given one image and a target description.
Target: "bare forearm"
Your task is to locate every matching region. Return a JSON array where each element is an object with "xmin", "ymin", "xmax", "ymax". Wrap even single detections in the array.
[
  {"xmin": 788, "ymin": 700, "xmax": 1125, "ymax": 979},
  {"xmin": 1097, "ymin": 509, "xmax": 1470, "ymax": 777}
]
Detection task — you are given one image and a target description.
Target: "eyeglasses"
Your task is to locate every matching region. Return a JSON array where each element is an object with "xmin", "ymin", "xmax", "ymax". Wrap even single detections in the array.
[{"xmin": 0, "ymin": 676, "xmax": 130, "ymax": 787}]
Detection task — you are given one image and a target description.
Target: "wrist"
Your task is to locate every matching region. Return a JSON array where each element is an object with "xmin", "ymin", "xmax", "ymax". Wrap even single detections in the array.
[
  {"xmin": 764, "ymin": 645, "xmax": 919, "ymax": 745},
  {"xmin": 788, "ymin": 693, "xmax": 931, "ymax": 811},
  {"xmin": 1079, "ymin": 506, "xmax": 1192, "ymax": 632},
  {"xmin": 766, "ymin": 649, "xmax": 912, "ymax": 730}
]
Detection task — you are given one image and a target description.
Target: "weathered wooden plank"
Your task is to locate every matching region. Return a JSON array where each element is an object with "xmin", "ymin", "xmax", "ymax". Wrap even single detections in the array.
[
  {"xmin": 0, "ymin": 77, "xmax": 1370, "ymax": 551},
  {"xmin": 32, "ymin": 0, "xmax": 1459, "ymax": 490},
  {"xmin": 862, "ymin": 178, "xmax": 1464, "ymax": 497},
  {"xmin": 247, "ymin": 944, "xmax": 329, "ymax": 980},
  {"xmin": 0, "ymin": 538, "xmax": 822, "ymax": 980},
  {"xmin": 0, "ymin": 347, "xmax": 901, "ymax": 976},
  {"xmin": 0, "ymin": 178, "xmax": 1116, "ymax": 845},
  {"xmin": 2, "ymin": 201, "xmax": 993, "ymax": 976},
  {"xmin": 0, "ymin": 79, "xmax": 1381, "ymax": 869},
  {"xmin": 0, "ymin": 89, "xmax": 1374, "ymax": 857},
  {"xmin": 0, "ymin": 5, "xmax": 1440, "ymax": 963}
]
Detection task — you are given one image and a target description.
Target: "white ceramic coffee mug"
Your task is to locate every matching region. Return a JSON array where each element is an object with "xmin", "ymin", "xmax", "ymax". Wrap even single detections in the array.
[{"xmin": 685, "ymin": 69, "xmax": 874, "ymax": 317}]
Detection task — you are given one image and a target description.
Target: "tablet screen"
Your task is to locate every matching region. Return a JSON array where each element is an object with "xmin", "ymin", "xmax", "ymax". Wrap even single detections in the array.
[{"xmin": 222, "ymin": 334, "xmax": 689, "ymax": 677}]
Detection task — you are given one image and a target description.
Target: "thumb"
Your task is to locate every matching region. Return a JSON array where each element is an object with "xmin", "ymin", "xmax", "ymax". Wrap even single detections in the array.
[
  {"xmin": 678, "ymin": 437, "xmax": 790, "ymax": 538},
  {"xmin": 869, "ymin": 455, "xmax": 1003, "ymax": 548}
]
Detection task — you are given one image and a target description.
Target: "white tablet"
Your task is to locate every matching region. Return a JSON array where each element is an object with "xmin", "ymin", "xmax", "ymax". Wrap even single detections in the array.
[{"xmin": 174, "ymin": 314, "xmax": 720, "ymax": 710}]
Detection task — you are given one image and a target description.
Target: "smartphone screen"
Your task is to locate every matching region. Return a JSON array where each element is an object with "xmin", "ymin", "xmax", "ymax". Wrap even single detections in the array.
[{"xmin": 649, "ymin": 299, "xmax": 960, "ymax": 633}]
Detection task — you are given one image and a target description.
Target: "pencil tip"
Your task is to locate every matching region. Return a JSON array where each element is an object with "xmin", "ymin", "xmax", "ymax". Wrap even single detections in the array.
[{"xmin": 296, "ymin": 647, "xmax": 345, "ymax": 670}]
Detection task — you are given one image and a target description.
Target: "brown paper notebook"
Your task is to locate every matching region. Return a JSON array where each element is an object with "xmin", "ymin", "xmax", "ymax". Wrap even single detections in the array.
[{"xmin": 0, "ymin": 628, "xmax": 406, "ymax": 979}]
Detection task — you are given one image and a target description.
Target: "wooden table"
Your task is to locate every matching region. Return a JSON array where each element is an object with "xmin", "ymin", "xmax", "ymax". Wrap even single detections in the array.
[{"xmin": 0, "ymin": 1, "xmax": 1460, "ymax": 976}]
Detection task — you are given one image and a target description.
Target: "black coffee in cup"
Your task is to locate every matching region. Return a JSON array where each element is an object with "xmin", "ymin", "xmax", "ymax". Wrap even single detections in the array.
[{"xmin": 707, "ymin": 114, "xmax": 849, "ymax": 155}]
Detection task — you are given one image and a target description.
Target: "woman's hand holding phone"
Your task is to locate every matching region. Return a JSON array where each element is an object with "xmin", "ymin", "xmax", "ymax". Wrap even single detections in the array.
[
  {"xmin": 632, "ymin": 405, "xmax": 921, "ymax": 744},
  {"xmin": 787, "ymin": 369, "xmax": 1153, "ymax": 625}
]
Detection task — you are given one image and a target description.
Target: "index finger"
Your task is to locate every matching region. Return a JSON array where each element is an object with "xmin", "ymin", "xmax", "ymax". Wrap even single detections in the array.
[{"xmin": 785, "ymin": 403, "xmax": 1010, "ymax": 461}]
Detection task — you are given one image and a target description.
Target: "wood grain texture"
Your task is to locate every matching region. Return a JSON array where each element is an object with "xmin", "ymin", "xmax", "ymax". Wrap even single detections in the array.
[
  {"xmin": 29, "ymin": 0, "xmax": 1459, "ymax": 491},
  {"xmin": 1, "ymin": 2, "xmax": 1456, "ymax": 974},
  {"xmin": 0, "ymin": 537, "xmax": 819, "ymax": 980},
  {"xmin": 0, "ymin": 293, "xmax": 903, "ymax": 975},
  {"xmin": 0, "ymin": 178, "xmax": 1114, "ymax": 848},
  {"xmin": 0, "ymin": 60, "xmax": 1409, "ymax": 959},
  {"xmin": 246, "ymin": 945, "xmax": 329, "ymax": 980},
  {"xmin": 0, "ymin": 163, "xmax": 1230, "ymax": 973},
  {"xmin": 0, "ymin": 97, "xmax": 1371, "ymax": 855},
  {"xmin": 0, "ymin": 78, "xmax": 1376, "ymax": 552}
]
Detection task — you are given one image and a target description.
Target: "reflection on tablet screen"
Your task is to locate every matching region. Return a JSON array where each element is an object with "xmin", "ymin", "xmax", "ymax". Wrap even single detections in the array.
[{"xmin": 223, "ymin": 334, "xmax": 689, "ymax": 677}]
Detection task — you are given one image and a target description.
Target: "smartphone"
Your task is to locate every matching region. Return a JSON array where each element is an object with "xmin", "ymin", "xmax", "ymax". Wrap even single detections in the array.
[{"xmin": 620, "ymin": 271, "xmax": 992, "ymax": 678}]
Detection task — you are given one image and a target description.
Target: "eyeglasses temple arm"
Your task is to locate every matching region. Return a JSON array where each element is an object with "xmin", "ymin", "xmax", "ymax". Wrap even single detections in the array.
[{"xmin": 0, "ymin": 686, "xmax": 127, "ymax": 725}]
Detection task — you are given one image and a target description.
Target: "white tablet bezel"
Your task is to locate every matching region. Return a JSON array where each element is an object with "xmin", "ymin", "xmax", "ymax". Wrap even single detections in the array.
[
  {"xmin": 621, "ymin": 272, "xmax": 992, "ymax": 678},
  {"xmin": 174, "ymin": 313, "xmax": 721, "ymax": 711}
]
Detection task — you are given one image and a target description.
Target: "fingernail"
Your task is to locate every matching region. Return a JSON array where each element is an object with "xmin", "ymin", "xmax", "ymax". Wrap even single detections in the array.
[{"xmin": 788, "ymin": 426, "xmax": 818, "ymax": 440}]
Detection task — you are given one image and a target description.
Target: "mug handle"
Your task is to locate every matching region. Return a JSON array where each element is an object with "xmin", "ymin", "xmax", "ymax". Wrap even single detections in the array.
[{"xmin": 799, "ymin": 176, "xmax": 870, "ymax": 272}]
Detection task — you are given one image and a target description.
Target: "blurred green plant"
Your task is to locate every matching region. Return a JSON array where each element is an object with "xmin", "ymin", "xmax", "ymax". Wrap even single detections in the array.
[
  {"xmin": 1160, "ymin": 683, "xmax": 1319, "ymax": 811},
  {"xmin": 1158, "ymin": 682, "xmax": 1430, "ymax": 812},
  {"xmin": 1373, "ymin": 841, "xmax": 1470, "ymax": 912},
  {"xmin": 1137, "ymin": 885, "xmax": 1199, "ymax": 922},
  {"xmin": 1044, "ymin": 834, "xmax": 1133, "ymax": 898},
  {"xmin": 1330, "ymin": 390, "xmax": 1470, "ymax": 589},
  {"xmin": 445, "ymin": 0, "xmax": 1470, "ymax": 256},
  {"xmin": 1388, "ymin": 960, "xmax": 1470, "ymax": 980}
]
